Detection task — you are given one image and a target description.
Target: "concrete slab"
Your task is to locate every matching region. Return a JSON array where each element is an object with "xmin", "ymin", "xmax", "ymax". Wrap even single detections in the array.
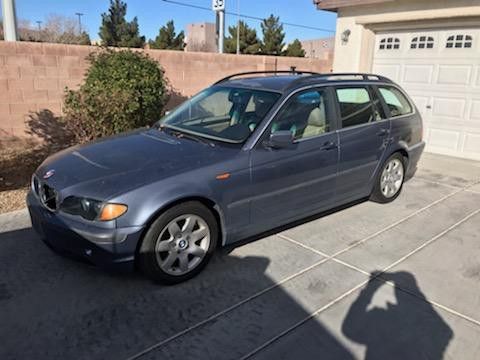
[
  {"xmin": 0, "ymin": 231, "xmax": 322, "ymax": 360},
  {"xmin": 281, "ymin": 178, "xmax": 455, "ymax": 255},
  {"xmin": 388, "ymin": 211, "xmax": 480, "ymax": 323},
  {"xmin": 337, "ymin": 190, "xmax": 480, "ymax": 274},
  {"xmin": 139, "ymin": 260, "xmax": 366, "ymax": 360},
  {"xmin": 0, "ymin": 208, "xmax": 30, "ymax": 232},
  {"xmin": 252, "ymin": 278, "xmax": 480, "ymax": 360},
  {"xmin": 417, "ymin": 153, "xmax": 480, "ymax": 187}
]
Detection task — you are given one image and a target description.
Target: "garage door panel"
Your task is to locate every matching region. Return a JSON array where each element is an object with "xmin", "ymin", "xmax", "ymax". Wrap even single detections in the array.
[
  {"xmin": 403, "ymin": 65, "xmax": 433, "ymax": 84},
  {"xmin": 428, "ymin": 129, "xmax": 460, "ymax": 150},
  {"xmin": 464, "ymin": 133, "xmax": 480, "ymax": 153},
  {"xmin": 470, "ymin": 100, "xmax": 480, "ymax": 121},
  {"xmin": 373, "ymin": 28, "xmax": 480, "ymax": 160},
  {"xmin": 372, "ymin": 64, "xmax": 400, "ymax": 82},
  {"xmin": 432, "ymin": 97, "xmax": 466, "ymax": 119},
  {"xmin": 437, "ymin": 65, "xmax": 473, "ymax": 85}
]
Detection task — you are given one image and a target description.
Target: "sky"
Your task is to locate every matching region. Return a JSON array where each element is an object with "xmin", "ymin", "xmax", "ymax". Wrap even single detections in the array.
[{"xmin": 10, "ymin": 0, "xmax": 337, "ymax": 43}]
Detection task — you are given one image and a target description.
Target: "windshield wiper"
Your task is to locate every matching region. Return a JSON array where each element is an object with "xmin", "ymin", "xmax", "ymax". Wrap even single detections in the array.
[{"xmin": 166, "ymin": 127, "xmax": 215, "ymax": 147}]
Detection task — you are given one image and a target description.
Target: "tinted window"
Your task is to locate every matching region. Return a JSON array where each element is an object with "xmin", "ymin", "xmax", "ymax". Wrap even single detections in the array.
[
  {"xmin": 378, "ymin": 87, "xmax": 413, "ymax": 117},
  {"xmin": 270, "ymin": 89, "xmax": 330, "ymax": 140},
  {"xmin": 336, "ymin": 88, "xmax": 375, "ymax": 128}
]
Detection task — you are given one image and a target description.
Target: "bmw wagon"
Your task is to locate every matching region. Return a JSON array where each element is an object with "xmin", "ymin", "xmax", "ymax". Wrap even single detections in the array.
[{"xmin": 27, "ymin": 71, "xmax": 425, "ymax": 284}]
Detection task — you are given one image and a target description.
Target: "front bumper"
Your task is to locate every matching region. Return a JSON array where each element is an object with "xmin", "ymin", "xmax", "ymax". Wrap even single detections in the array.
[{"xmin": 27, "ymin": 191, "xmax": 144, "ymax": 272}]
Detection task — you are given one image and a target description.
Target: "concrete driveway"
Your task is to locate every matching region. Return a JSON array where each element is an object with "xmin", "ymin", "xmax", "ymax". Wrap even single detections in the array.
[{"xmin": 0, "ymin": 153, "xmax": 479, "ymax": 360}]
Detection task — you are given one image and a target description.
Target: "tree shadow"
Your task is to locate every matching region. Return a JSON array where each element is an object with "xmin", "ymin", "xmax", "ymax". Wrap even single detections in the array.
[
  {"xmin": 342, "ymin": 271, "xmax": 454, "ymax": 360},
  {"xmin": 0, "ymin": 110, "xmax": 73, "ymax": 192},
  {"xmin": 166, "ymin": 88, "xmax": 189, "ymax": 112}
]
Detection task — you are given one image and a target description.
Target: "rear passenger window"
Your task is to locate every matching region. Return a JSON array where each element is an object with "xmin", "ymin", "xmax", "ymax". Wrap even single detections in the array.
[
  {"xmin": 336, "ymin": 88, "xmax": 375, "ymax": 128},
  {"xmin": 378, "ymin": 87, "xmax": 413, "ymax": 117}
]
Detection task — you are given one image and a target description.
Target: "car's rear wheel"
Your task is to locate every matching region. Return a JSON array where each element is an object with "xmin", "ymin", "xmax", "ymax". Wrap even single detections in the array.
[
  {"xmin": 138, "ymin": 201, "xmax": 218, "ymax": 284},
  {"xmin": 370, "ymin": 153, "xmax": 405, "ymax": 203}
]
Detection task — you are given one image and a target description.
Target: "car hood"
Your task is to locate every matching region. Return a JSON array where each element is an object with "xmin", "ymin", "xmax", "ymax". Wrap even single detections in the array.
[{"xmin": 36, "ymin": 129, "xmax": 238, "ymax": 199}]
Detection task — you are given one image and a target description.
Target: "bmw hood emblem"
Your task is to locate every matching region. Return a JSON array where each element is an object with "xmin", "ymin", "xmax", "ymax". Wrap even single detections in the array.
[{"xmin": 43, "ymin": 169, "xmax": 55, "ymax": 179}]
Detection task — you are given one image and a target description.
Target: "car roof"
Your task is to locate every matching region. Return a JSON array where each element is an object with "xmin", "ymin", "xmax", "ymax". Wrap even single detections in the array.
[{"xmin": 215, "ymin": 71, "xmax": 395, "ymax": 93}]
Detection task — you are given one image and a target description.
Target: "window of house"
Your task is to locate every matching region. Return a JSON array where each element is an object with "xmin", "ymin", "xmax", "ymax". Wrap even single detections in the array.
[
  {"xmin": 379, "ymin": 37, "xmax": 400, "ymax": 50},
  {"xmin": 446, "ymin": 35, "xmax": 473, "ymax": 49},
  {"xmin": 378, "ymin": 87, "xmax": 413, "ymax": 118},
  {"xmin": 336, "ymin": 87, "xmax": 375, "ymax": 128},
  {"xmin": 411, "ymin": 36, "xmax": 434, "ymax": 49}
]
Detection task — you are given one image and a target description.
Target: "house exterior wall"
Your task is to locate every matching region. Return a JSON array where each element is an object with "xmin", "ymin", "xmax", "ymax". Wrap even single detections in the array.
[{"xmin": 332, "ymin": 0, "xmax": 480, "ymax": 72}]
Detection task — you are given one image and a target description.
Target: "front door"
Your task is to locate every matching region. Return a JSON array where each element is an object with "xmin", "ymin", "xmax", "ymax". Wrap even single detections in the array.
[
  {"xmin": 334, "ymin": 86, "xmax": 390, "ymax": 202},
  {"xmin": 249, "ymin": 88, "xmax": 339, "ymax": 228}
]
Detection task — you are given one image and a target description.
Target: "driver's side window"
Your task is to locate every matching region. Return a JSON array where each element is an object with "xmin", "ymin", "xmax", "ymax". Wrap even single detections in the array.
[{"xmin": 270, "ymin": 89, "xmax": 330, "ymax": 141}]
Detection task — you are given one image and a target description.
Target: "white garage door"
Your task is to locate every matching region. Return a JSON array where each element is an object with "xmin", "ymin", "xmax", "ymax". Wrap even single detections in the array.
[{"xmin": 373, "ymin": 28, "xmax": 480, "ymax": 160}]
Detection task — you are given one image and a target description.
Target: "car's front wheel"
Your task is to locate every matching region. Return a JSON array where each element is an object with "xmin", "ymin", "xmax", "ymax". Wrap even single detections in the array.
[
  {"xmin": 370, "ymin": 153, "xmax": 406, "ymax": 203},
  {"xmin": 138, "ymin": 201, "xmax": 218, "ymax": 284}
]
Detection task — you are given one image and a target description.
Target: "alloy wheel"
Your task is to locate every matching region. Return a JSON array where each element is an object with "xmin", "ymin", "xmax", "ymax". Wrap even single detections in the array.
[{"xmin": 155, "ymin": 214, "xmax": 210, "ymax": 276}]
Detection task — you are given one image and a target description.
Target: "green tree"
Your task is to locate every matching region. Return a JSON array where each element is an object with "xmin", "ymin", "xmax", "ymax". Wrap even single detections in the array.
[
  {"xmin": 284, "ymin": 39, "xmax": 305, "ymax": 57},
  {"xmin": 149, "ymin": 20, "xmax": 184, "ymax": 50},
  {"xmin": 224, "ymin": 21, "xmax": 261, "ymax": 54},
  {"xmin": 261, "ymin": 14, "xmax": 285, "ymax": 55},
  {"xmin": 63, "ymin": 49, "xmax": 169, "ymax": 142},
  {"xmin": 99, "ymin": 0, "xmax": 145, "ymax": 48}
]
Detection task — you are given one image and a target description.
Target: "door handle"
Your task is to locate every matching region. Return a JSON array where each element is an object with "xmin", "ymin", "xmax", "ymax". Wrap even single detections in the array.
[
  {"xmin": 377, "ymin": 128, "xmax": 390, "ymax": 136},
  {"xmin": 320, "ymin": 141, "xmax": 337, "ymax": 151}
]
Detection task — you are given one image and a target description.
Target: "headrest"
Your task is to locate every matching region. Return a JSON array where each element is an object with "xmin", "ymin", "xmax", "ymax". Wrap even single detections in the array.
[{"xmin": 307, "ymin": 107, "xmax": 326, "ymax": 127}]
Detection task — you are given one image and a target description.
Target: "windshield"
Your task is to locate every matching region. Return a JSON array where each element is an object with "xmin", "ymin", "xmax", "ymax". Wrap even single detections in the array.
[{"xmin": 160, "ymin": 86, "xmax": 281, "ymax": 143}]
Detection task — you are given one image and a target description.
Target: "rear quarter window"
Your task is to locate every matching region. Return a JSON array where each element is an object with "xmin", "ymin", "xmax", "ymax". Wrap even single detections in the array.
[{"xmin": 378, "ymin": 87, "xmax": 413, "ymax": 117}]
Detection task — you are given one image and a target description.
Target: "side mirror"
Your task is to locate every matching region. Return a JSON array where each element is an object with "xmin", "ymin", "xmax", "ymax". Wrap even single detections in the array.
[{"xmin": 266, "ymin": 130, "xmax": 294, "ymax": 149}]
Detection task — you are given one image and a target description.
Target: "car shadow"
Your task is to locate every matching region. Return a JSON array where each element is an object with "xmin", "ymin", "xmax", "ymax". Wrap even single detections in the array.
[
  {"xmin": 0, "ymin": 227, "xmax": 454, "ymax": 359},
  {"xmin": 0, "ymin": 226, "xmax": 352, "ymax": 360}
]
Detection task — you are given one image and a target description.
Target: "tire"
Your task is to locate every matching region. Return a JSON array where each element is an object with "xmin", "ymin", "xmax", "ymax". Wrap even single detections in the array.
[
  {"xmin": 138, "ymin": 201, "xmax": 218, "ymax": 284},
  {"xmin": 370, "ymin": 153, "xmax": 406, "ymax": 204}
]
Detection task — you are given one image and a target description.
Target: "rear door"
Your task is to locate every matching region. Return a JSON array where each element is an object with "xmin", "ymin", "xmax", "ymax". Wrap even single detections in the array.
[{"xmin": 335, "ymin": 85, "xmax": 391, "ymax": 203}]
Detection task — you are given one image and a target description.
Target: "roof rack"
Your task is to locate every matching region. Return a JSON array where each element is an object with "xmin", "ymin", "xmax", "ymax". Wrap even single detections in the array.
[
  {"xmin": 284, "ymin": 72, "xmax": 393, "ymax": 90},
  {"xmin": 214, "ymin": 69, "xmax": 320, "ymax": 85},
  {"xmin": 314, "ymin": 73, "xmax": 392, "ymax": 82}
]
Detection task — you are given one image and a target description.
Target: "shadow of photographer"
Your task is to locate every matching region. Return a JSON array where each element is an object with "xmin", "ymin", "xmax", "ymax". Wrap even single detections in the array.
[{"xmin": 342, "ymin": 271, "xmax": 454, "ymax": 360}]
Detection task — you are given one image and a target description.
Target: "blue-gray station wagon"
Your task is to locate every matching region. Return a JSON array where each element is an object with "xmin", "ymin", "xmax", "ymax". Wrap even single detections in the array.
[{"xmin": 28, "ymin": 71, "xmax": 425, "ymax": 284}]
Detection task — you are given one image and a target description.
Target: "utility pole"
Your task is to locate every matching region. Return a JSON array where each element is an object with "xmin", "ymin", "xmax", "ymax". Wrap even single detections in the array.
[
  {"xmin": 236, "ymin": 0, "xmax": 240, "ymax": 54},
  {"xmin": 1, "ymin": 0, "xmax": 18, "ymax": 41},
  {"xmin": 36, "ymin": 20, "xmax": 42, "ymax": 42},
  {"xmin": 75, "ymin": 12, "xmax": 84, "ymax": 34},
  {"xmin": 212, "ymin": 0, "xmax": 225, "ymax": 53}
]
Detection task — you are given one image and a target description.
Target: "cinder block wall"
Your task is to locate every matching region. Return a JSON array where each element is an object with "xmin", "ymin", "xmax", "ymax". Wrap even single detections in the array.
[{"xmin": 0, "ymin": 41, "xmax": 333, "ymax": 138}]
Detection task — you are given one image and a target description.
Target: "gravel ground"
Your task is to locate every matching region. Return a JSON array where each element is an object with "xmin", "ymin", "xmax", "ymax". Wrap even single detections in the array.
[
  {"xmin": 0, "ymin": 138, "xmax": 54, "ymax": 214},
  {"xmin": 0, "ymin": 188, "xmax": 28, "ymax": 213}
]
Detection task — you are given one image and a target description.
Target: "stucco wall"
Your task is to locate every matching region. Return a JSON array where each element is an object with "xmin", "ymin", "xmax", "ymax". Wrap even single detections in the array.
[
  {"xmin": 332, "ymin": 0, "xmax": 480, "ymax": 72},
  {"xmin": 0, "ymin": 41, "xmax": 332, "ymax": 138}
]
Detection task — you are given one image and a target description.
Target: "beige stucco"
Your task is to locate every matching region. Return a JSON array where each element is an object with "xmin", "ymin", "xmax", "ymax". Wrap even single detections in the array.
[{"xmin": 332, "ymin": 0, "xmax": 480, "ymax": 72}]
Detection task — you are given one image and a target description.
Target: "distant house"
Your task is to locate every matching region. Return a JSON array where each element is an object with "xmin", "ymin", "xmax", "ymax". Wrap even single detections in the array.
[
  {"xmin": 315, "ymin": 0, "xmax": 480, "ymax": 160},
  {"xmin": 185, "ymin": 22, "xmax": 217, "ymax": 53},
  {"xmin": 300, "ymin": 37, "xmax": 335, "ymax": 60}
]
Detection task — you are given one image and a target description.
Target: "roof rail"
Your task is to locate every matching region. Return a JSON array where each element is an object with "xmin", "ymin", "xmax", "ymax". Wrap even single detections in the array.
[
  {"xmin": 283, "ymin": 72, "xmax": 393, "ymax": 90},
  {"xmin": 214, "ymin": 69, "xmax": 320, "ymax": 85},
  {"xmin": 314, "ymin": 73, "xmax": 392, "ymax": 82}
]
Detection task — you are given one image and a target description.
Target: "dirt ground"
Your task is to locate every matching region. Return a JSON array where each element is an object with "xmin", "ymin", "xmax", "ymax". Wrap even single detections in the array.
[{"xmin": 0, "ymin": 138, "xmax": 55, "ymax": 213}]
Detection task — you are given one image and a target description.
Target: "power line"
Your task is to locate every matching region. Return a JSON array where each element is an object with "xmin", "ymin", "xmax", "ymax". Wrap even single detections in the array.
[{"xmin": 160, "ymin": 0, "xmax": 335, "ymax": 33}]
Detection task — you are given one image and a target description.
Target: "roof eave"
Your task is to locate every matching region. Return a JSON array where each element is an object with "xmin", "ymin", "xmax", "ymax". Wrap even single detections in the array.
[{"xmin": 314, "ymin": 0, "xmax": 395, "ymax": 12}]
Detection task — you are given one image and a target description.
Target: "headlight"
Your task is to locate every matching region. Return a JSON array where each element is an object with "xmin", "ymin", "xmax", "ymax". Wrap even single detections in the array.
[{"xmin": 60, "ymin": 196, "xmax": 127, "ymax": 221}]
